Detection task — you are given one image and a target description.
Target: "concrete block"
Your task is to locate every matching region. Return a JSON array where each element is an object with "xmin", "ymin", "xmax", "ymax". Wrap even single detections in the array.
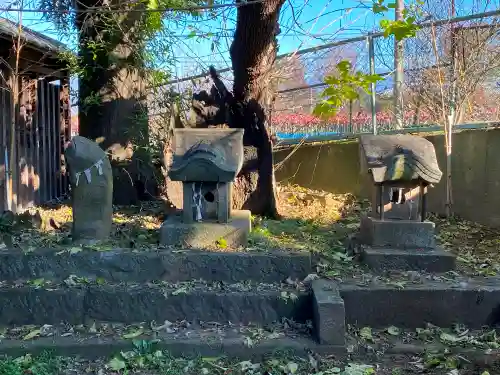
[
  {"xmin": 340, "ymin": 278, "xmax": 500, "ymax": 328},
  {"xmin": 362, "ymin": 247, "xmax": 456, "ymax": 272},
  {"xmin": 312, "ymin": 279, "xmax": 345, "ymax": 346},
  {"xmin": 0, "ymin": 248, "xmax": 312, "ymax": 283},
  {"xmin": 160, "ymin": 210, "xmax": 251, "ymax": 248},
  {"xmin": 360, "ymin": 216, "xmax": 435, "ymax": 248}
]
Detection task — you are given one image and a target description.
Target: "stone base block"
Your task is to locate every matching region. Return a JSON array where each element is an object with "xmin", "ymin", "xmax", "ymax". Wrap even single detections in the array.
[
  {"xmin": 339, "ymin": 278, "xmax": 500, "ymax": 328},
  {"xmin": 362, "ymin": 247, "xmax": 456, "ymax": 272},
  {"xmin": 160, "ymin": 210, "xmax": 251, "ymax": 248},
  {"xmin": 312, "ymin": 280, "xmax": 345, "ymax": 346},
  {"xmin": 360, "ymin": 216, "xmax": 435, "ymax": 248}
]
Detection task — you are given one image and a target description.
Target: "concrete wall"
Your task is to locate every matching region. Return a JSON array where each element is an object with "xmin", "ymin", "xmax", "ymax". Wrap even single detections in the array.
[{"xmin": 274, "ymin": 128, "xmax": 500, "ymax": 227}]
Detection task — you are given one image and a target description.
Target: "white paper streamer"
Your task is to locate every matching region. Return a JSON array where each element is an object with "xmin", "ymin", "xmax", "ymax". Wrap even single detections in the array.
[
  {"xmin": 73, "ymin": 157, "xmax": 105, "ymax": 187},
  {"xmin": 192, "ymin": 182, "xmax": 203, "ymax": 221},
  {"xmin": 95, "ymin": 159, "xmax": 104, "ymax": 175}
]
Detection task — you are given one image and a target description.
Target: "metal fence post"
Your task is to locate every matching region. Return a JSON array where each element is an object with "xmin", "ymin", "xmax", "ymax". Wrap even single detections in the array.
[{"xmin": 368, "ymin": 35, "xmax": 377, "ymax": 135}]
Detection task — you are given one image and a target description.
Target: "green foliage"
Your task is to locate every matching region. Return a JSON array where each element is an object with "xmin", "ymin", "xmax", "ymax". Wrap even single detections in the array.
[
  {"xmin": 372, "ymin": 0, "xmax": 423, "ymax": 40},
  {"xmin": 313, "ymin": 60, "xmax": 383, "ymax": 117},
  {"xmin": 80, "ymin": 92, "xmax": 102, "ymax": 114},
  {"xmin": 0, "ymin": 352, "xmax": 61, "ymax": 375},
  {"xmin": 0, "ymin": 211, "xmax": 14, "ymax": 234}
]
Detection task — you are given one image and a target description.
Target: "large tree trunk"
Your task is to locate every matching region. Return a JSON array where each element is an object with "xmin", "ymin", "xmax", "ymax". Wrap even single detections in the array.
[
  {"xmin": 76, "ymin": 0, "xmax": 157, "ymax": 205},
  {"xmin": 229, "ymin": 0, "xmax": 283, "ymax": 218},
  {"xmin": 186, "ymin": 0, "xmax": 283, "ymax": 218}
]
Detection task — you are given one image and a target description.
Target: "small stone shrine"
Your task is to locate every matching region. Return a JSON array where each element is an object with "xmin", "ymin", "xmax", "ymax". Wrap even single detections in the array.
[
  {"xmin": 160, "ymin": 128, "xmax": 251, "ymax": 248},
  {"xmin": 356, "ymin": 134, "xmax": 455, "ymax": 272},
  {"xmin": 64, "ymin": 136, "xmax": 113, "ymax": 243}
]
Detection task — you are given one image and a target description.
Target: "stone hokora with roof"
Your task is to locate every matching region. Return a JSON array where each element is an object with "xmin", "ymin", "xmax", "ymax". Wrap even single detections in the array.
[
  {"xmin": 160, "ymin": 128, "xmax": 251, "ymax": 248},
  {"xmin": 356, "ymin": 134, "xmax": 456, "ymax": 272}
]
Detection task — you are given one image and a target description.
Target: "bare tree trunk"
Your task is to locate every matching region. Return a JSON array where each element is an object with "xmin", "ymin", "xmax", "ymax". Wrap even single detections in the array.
[{"xmin": 188, "ymin": 0, "xmax": 283, "ymax": 218}]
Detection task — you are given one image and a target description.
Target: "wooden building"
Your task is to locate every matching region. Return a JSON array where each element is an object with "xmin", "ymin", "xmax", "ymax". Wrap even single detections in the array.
[{"xmin": 0, "ymin": 17, "xmax": 71, "ymax": 212}]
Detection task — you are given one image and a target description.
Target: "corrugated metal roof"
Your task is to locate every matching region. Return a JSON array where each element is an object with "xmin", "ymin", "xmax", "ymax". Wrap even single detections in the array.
[{"xmin": 0, "ymin": 17, "xmax": 66, "ymax": 54}]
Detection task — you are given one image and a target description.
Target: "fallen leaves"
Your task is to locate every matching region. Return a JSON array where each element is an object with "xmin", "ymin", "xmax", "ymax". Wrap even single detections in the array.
[{"xmin": 122, "ymin": 327, "xmax": 145, "ymax": 339}]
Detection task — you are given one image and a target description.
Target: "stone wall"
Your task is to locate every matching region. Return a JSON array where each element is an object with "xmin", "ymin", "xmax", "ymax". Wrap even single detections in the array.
[{"xmin": 274, "ymin": 128, "xmax": 500, "ymax": 227}]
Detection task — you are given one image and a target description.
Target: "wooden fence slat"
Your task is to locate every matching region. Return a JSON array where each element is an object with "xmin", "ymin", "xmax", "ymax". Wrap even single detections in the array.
[
  {"xmin": 34, "ymin": 79, "xmax": 41, "ymax": 205},
  {"xmin": 0, "ymin": 88, "xmax": 6, "ymax": 211},
  {"xmin": 62, "ymin": 82, "xmax": 71, "ymax": 196},
  {"xmin": 47, "ymin": 81, "xmax": 54, "ymax": 202},
  {"xmin": 57, "ymin": 84, "xmax": 63, "ymax": 198},
  {"xmin": 50, "ymin": 84, "xmax": 58, "ymax": 200},
  {"xmin": 28, "ymin": 78, "xmax": 36, "ymax": 207},
  {"xmin": 40, "ymin": 80, "xmax": 48, "ymax": 203}
]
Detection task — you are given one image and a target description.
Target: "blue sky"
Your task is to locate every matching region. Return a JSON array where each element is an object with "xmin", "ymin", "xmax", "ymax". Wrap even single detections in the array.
[
  {"xmin": 2, "ymin": 0, "xmax": 497, "ymax": 82},
  {"xmin": 2, "ymin": 0, "xmax": 383, "ymax": 79}
]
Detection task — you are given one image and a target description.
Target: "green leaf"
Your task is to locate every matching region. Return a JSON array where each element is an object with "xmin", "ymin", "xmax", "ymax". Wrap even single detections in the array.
[
  {"xmin": 107, "ymin": 357, "xmax": 127, "ymax": 371},
  {"xmin": 440, "ymin": 332, "xmax": 467, "ymax": 344},
  {"xmin": 372, "ymin": 3, "xmax": 388, "ymax": 13},
  {"xmin": 172, "ymin": 287, "xmax": 188, "ymax": 296},
  {"xmin": 23, "ymin": 328, "xmax": 41, "ymax": 340},
  {"xmin": 69, "ymin": 246, "xmax": 82, "ymax": 254},
  {"xmin": 386, "ymin": 326, "xmax": 400, "ymax": 336},
  {"xmin": 30, "ymin": 278, "xmax": 46, "ymax": 287},
  {"xmin": 187, "ymin": 30, "xmax": 197, "ymax": 39},
  {"xmin": 216, "ymin": 237, "xmax": 227, "ymax": 249},
  {"xmin": 359, "ymin": 327, "xmax": 374, "ymax": 342},
  {"xmin": 123, "ymin": 328, "xmax": 144, "ymax": 339},
  {"xmin": 287, "ymin": 362, "xmax": 298, "ymax": 374}
]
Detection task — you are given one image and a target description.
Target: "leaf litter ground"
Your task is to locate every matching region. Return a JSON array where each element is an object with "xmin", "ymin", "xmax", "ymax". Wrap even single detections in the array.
[
  {"xmin": 1, "ymin": 184, "xmax": 500, "ymax": 373},
  {"xmin": 4, "ymin": 182, "xmax": 500, "ymax": 280}
]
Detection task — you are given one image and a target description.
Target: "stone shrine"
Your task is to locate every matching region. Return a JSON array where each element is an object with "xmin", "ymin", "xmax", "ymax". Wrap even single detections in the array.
[
  {"xmin": 160, "ymin": 128, "xmax": 251, "ymax": 248},
  {"xmin": 356, "ymin": 134, "xmax": 455, "ymax": 272},
  {"xmin": 64, "ymin": 136, "xmax": 113, "ymax": 243}
]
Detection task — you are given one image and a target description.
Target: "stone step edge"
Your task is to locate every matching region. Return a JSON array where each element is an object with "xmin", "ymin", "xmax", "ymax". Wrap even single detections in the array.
[
  {"xmin": 0, "ymin": 285, "xmax": 312, "ymax": 326},
  {"xmin": 0, "ymin": 248, "xmax": 314, "ymax": 283},
  {"xmin": 353, "ymin": 342, "xmax": 500, "ymax": 368},
  {"xmin": 338, "ymin": 278, "xmax": 500, "ymax": 329},
  {"xmin": 1, "ymin": 336, "xmax": 497, "ymax": 369},
  {"xmin": 0, "ymin": 335, "xmax": 344, "ymax": 360}
]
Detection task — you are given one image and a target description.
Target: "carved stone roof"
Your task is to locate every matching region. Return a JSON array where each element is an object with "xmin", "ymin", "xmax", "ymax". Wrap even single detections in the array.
[
  {"xmin": 359, "ymin": 134, "xmax": 442, "ymax": 184},
  {"xmin": 169, "ymin": 128, "xmax": 244, "ymax": 182}
]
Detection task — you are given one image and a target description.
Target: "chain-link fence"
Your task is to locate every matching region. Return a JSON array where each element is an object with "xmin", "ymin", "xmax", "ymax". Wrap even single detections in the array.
[
  {"xmin": 272, "ymin": 11, "xmax": 500, "ymax": 142},
  {"xmin": 149, "ymin": 10, "xmax": 500, "ymax": 143}
]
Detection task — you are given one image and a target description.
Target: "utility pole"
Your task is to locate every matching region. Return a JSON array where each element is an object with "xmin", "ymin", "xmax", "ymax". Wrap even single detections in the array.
[
  {"xmin": 393, "ymin": 0, "xmax": 404, "ymax": 129},
  {"xmin": 445, "ymin": 0, "xmax": 456, "ymax": 217}
]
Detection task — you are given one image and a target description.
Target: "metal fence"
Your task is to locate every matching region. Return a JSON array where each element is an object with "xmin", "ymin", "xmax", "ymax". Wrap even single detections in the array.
[
  {"xmin": 271, "ymin": 10, "xmax": 500, "ymax": 142},
  {"xmin": 0, "ymin": 78, "xmax": 71, "ymax": 213},
  {"xmin": 150, "ymin": 9, "xmax": 500, "ymax": 144}
]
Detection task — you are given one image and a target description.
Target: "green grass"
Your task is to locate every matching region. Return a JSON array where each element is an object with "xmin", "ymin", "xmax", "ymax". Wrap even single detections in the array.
[{"xmin": 0, "ymin": 352, "xmax": 62, "ymax": 375}]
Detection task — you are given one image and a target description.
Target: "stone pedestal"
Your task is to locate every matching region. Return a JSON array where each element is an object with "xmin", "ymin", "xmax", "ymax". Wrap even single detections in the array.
[
  {"xmin": 359, "ymin": 216, "xmax": 454, "ymax": 272},
  {"xmin": 360, "ymin": 216, "xmax": 435, "ymax": 249},
  {"xmin": 160, "ymin": 210, "xmax": 251, "ymax": 248}
]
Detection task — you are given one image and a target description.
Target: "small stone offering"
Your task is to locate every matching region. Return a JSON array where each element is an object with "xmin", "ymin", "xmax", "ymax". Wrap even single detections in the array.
[{"xmin": 64, "ymin": 136, "xmax": 113, "ymax": 243}]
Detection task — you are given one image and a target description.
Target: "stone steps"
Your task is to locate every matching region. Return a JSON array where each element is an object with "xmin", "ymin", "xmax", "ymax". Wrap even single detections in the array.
[
  {"xmin": 339, "ymin": 277, "xmax": 500, "ymax": 328},
  {"xmin": 0, "ymin": 328, "xmax": 339, "ymax": 360},
  {"xmin": 0, "ymin": 248, "xmax": 312, "ymax": 283},
  {"xmin": 0, "ymin": 281, "xmax": 312, "ymax": 326}
]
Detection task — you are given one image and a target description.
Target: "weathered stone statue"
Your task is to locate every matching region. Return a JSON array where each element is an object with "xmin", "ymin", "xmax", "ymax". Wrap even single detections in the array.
[
  {"xmin": 160, "ymin": 128, "xmax": 251, "ymax": 248},
  {"xmin": 356, "ymin": 134, "xmax": 455, "ymax": 272},
  {"xmin": 64, "ymin": 136, "xmax": 113, "ymax": 243}
]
